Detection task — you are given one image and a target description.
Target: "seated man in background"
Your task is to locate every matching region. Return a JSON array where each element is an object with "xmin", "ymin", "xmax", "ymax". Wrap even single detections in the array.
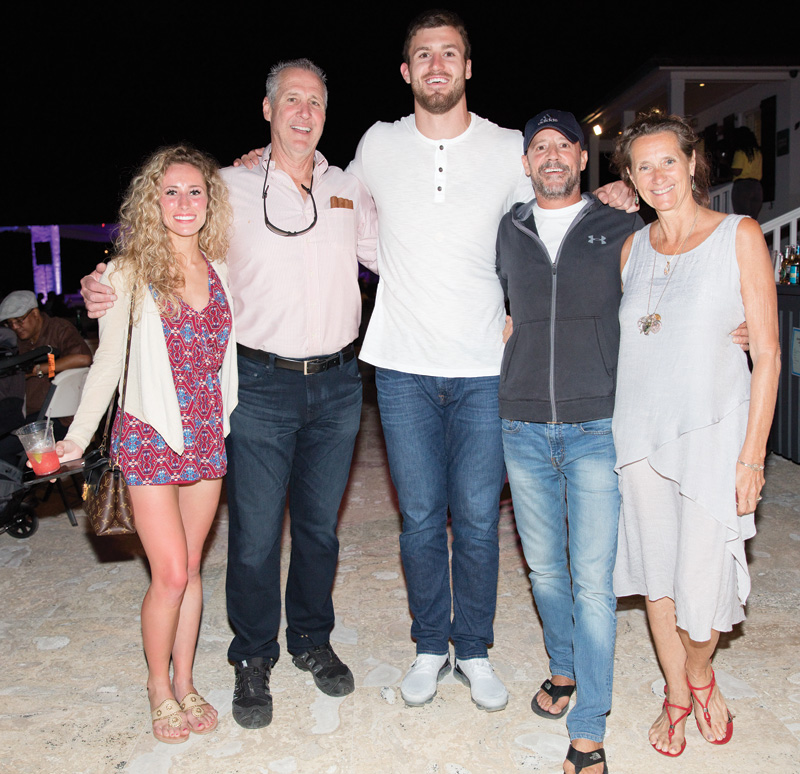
[
  {"xmin": 0, "ymin": 290, "xmax": 92, "ymax": 463},
  {"xmin": 0, "ymin": 328, "xmax": 25, "ymax": 437}
]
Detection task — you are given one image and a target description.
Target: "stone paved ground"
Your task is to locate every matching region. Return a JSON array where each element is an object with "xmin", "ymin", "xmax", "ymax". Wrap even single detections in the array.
[{"xmin": 1, "ymin": 387, "xmax": 798, "ymax": 773}]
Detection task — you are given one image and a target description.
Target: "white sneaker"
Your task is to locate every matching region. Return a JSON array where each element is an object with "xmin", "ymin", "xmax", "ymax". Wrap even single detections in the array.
[
  {"xmin": 454, "ymin": 657, "xmax": 508, "ymax": 711},
  {"xmin": 400, "ymin": 654, "xmax": 451, "ymax": 706}
]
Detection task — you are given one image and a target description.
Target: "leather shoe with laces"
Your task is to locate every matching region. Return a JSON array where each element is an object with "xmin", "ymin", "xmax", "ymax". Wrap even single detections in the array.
[
  {"xmin": 232, "ymin": 657, "xmax": 273, "ymax": 729},
  {"xmin": 292, "ymin": 643, "xmax": 354, "ymax": 697},
  {"xmin": 454, "ymin": 657, "xmax": 508, "ymax": 712}
]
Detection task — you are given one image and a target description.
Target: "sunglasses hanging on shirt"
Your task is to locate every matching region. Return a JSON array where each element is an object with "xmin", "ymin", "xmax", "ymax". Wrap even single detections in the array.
[{"xmin": 262, "ymin": 156, "xmax": 318, "ymax": 237}]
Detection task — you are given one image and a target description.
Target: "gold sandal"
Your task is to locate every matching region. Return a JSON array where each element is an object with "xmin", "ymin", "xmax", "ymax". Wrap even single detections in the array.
[
  {"xmin": 180, "ymin": 692, "xmax": 218, "ymax": 734},
  {"xmin": 151, "ymin": 698, "xmax": 189, "ymax": 744}
]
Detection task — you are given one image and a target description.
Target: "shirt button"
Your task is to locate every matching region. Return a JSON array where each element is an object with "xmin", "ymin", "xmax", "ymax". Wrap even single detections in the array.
[
  {"xmin": 437, "ymin": 186, "xmax": 442, "ymax": 191},
  {"xmin": 438, "ymin": 167, "xmax": 443, "ymax": 172},
  {"xmin": 439, "ymin": 145, "xmax": 444, "ymax": 150}
]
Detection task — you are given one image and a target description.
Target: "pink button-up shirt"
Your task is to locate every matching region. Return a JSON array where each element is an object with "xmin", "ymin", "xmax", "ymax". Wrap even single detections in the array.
[{"xmin": 221, "ymin": 148, "xmax": 378, "ymax": 359}]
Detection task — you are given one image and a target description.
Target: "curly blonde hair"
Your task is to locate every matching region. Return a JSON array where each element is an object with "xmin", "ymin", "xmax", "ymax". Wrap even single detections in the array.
[{"xmin": 112, "ymin": 145, "xmax": 232, "ymax": 317}]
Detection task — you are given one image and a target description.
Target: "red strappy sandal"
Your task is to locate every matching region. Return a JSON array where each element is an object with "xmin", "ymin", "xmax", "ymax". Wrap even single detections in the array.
[
  {"xmin": 652, "ymin": 685, "xmax": 692, "ymax": 757},
  {"xmin": 687, "ymin": 668, "xmax": 734, "ymax": 745}
]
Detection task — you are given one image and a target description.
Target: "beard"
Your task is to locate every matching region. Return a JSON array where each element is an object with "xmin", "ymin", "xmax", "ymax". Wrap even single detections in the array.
[
  {"xmin": 531, "ymin": 162, "xmax": 581, "ymax": 201},
  {"xmin": 410, "ymin": 74, "xmax": 466, "ymax": 115}
]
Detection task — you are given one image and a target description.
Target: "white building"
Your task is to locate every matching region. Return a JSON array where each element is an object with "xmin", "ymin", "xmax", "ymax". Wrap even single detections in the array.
[{"xmin": 581, "ymin": 63, "xmax": 800, "ymax": 249}]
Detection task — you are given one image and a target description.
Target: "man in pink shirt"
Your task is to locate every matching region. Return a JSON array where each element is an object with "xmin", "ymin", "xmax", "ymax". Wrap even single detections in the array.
[{"xmin": 81, "ymin": 59, "xmax": 378, "ymax": 730}]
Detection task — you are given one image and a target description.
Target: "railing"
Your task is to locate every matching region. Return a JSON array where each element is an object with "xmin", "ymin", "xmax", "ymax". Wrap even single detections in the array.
[
  {"xmin": 760, "ymin": 206, "xmax": 800, "ymax": 252},
  {"xmin": 710, "ymin": 182, "xmax": 733, "ymax": 214},
  {"xmin": 709, "ymin": 185, "xmax": 799, "ymax": 280}
]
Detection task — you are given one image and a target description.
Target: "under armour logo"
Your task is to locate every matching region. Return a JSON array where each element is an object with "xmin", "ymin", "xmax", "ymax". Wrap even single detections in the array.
[{"xmin": 587, "ymin": 235, "xmax": 607, "ymax": 244}]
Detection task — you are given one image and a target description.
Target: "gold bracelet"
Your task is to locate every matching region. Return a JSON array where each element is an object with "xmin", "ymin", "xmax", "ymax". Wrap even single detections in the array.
[{"xmin": 737, "ymin": 459, "xmax": 764, "ymax": 471}]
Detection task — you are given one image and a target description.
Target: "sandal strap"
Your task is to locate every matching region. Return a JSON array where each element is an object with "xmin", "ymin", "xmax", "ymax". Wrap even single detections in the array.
[
  {"xmin": 688, "ymin": 669, "xmax": 716, "ymax": 722},
  {"xmin": 151, "ymin": 698, "xmax": 183, "ymax": 727},
  {"xmin": 664, "ymin": 700, "xmax": 692, "ymax": 737},
  {"xmin": 180, "ymin": 692, "xmax": 209, "ymax": 717},
  {"xmin": 541, "ymin": 679, "xmax": 576, "ymax": 702},
  {"xmin": 688, "ymin": 668, "xmax": 733, "ymax": 735},
  {"xmin": 566, "ymin": 745, "xmax": 607, "ymax": 774}
]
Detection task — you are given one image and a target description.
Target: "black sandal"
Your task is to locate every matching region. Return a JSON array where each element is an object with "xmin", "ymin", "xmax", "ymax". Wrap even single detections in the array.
[
  {"xmin": 566, "ymin": 744, "xmax": 607, "ymax": 773},
  {"xmin": 530, "ymin": 678, "xmax": 575, "ymax": 719}
]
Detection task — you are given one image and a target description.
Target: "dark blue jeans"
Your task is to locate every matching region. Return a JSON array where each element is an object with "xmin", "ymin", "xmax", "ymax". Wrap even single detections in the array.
[
  {"xmin": 226, "ymin": 352, "xmax": 362, "ymax": 664},
  {"xmin": 375, "ymin": 368, "xmax": 505, "ymax": 660}
]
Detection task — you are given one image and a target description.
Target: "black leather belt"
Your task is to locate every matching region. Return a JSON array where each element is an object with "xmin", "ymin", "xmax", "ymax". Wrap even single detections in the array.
[{"xmin": 237, "ymin": 343, "xmax": 355, "ymax": 375}]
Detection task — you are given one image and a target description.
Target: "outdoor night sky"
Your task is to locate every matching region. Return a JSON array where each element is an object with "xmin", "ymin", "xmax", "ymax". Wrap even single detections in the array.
[{"xmin": 3, "ymin": 4, "xmax": 789, "ymax": 233}]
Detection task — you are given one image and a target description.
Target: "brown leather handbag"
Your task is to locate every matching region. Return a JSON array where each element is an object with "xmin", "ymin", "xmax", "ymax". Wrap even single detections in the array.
[
  {"xmin": 83, "ymin": 452, "xmax": 134, "ymax": 535},
  {"xmin": 82, "ymin": 297, "xmax": 135, "ymax": 536}
]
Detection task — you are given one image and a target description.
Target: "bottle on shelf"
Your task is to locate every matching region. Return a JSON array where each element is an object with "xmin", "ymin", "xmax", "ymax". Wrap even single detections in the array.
[
  {"xmin": 789, "ymin": 245, "xmax": 799, "ymax": 285},
  {"xmin": 779, "ymin": 246, "xmax": 792, "ymax": 284}
]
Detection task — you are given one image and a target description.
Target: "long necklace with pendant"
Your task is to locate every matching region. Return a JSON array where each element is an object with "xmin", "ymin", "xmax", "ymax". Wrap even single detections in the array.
[{"xmin": 637, "ymin": 205, "xmax": 699, "ymax": 335}]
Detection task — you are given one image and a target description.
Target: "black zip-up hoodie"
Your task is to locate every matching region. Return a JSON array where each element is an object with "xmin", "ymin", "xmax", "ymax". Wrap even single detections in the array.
[{"xmin": 496, "ymin": 193, "xmax": 643, "ymax": 423}]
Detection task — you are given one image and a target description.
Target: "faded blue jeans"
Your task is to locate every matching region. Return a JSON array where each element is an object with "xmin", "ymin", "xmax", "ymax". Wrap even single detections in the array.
[
  {"xmin": 502, "ymin": 417, "xmax": 619, "ymax": 743},
  {"xmin": 376, "ymin": 368, "xmax": 506, "ymax": 660}
]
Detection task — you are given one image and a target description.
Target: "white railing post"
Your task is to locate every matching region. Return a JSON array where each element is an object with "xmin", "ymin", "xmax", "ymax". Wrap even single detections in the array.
[
  {"xmin": 710, "ymin": 182, "xmax": 734, "ymax": 214},
  {"xmin": 760, "ymin": 206, "xmax": 800, "ymax": 251}
]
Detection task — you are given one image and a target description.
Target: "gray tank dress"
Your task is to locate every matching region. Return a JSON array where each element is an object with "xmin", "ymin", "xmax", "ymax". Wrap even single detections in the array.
[{"xmin": 612, "ymin": 214, "xmax": 754, "ymax": 641}]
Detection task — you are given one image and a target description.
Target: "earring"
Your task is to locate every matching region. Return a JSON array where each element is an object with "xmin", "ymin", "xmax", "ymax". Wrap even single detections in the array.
[
  {"xmin": 633, "ymin": 189, "xmax": 639, "ymax": 206},
  {"xmin": 691, "ymin": 175, "xmax": 696, "ymax": 192}
]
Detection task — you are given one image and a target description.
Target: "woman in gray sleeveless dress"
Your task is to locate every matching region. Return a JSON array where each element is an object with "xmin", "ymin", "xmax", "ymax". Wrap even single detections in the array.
[{"xmin": 610, "ymin": 112, "xmax": 779, "ymax": 758}]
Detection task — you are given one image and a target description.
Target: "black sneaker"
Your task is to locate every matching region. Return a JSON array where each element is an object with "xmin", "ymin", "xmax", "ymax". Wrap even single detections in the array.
[
  {"xmin": 292, "ymin": 643, "xmax": 354, "ymax": 697},
  {"xmin": 232, "ymin": 657, "xmax": 273, "ymax": 729}
]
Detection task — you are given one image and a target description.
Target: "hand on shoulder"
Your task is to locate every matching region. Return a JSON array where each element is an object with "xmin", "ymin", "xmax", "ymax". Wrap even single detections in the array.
[
  {"xmin": 80, "ymin": 262, "xmax": 116, "ymax": 318},
  {"xmin": 233, "ymin": 148, "xmax": 265, "ymax": 170}
]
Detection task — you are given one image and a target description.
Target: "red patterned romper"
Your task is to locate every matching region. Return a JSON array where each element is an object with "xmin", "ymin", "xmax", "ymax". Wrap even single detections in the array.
[{"xmin": 111, "ymin": 264, "xmax": 231, "ymax": 485}]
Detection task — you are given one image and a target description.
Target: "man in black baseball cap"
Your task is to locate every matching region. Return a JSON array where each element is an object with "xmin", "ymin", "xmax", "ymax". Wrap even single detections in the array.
[
  {"xmin": 522, "ymin": 109, "xmax": 586, "ymax": 153},
  {"xmin": 496, "ymin": 110, "xmax": 644, "ymax": 774}
]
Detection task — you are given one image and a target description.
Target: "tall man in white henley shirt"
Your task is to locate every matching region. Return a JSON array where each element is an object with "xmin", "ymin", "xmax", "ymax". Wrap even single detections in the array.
[{"xmin": 346, "ymin": 10, "xmax": 529, "ymax": 711}]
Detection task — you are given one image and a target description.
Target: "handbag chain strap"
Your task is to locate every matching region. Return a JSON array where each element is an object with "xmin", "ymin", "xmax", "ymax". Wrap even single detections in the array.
[{"xmin": 98, "ymin": 290, "xmax": 136, "ymax": 465}]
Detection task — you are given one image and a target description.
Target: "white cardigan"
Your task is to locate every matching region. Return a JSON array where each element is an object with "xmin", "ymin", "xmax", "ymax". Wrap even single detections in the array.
[{"xmin": 67, "ymin": 260, "xmax": 238, "ymax": 454}]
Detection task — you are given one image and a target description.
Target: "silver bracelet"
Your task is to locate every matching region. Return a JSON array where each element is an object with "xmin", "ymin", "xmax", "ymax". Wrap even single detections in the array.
[{"xmin": 737, "ymin": 459, "xmax": 765, "ymax": 471}]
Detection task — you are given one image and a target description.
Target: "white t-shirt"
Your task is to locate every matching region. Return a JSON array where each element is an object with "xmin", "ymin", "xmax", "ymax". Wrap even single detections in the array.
[
  {"xmin": 531, "ymin": 200, "xmax": 586, "ymax": 262},
  {"xmin": 348, "ymin": 113, "xmax": 531, "ymax": 377}
]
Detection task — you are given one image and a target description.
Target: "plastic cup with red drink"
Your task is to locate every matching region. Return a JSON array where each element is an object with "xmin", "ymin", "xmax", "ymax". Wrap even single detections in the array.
[{"xmin": 12, "ymin": 420, "xmax": 61, "ymax": 476}]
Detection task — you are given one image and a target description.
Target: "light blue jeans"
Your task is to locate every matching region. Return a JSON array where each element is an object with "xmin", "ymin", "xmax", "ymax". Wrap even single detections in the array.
[
  {"xmin": 376, "ymin": 368, "xmax": 506, "ymax": 659},
  {"xmin": 502, "ymin": 418, "xmax": 619, "ymax": 743}
]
